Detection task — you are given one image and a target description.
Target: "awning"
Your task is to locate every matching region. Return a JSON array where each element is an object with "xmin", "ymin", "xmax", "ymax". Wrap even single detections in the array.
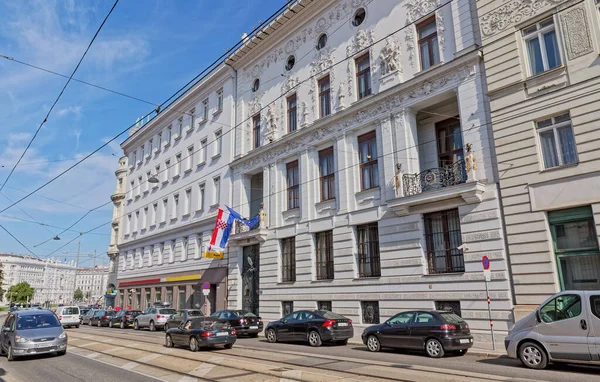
[{"xmin": 192, "ymin": 267, "xmax": 227, "ymax": 290}]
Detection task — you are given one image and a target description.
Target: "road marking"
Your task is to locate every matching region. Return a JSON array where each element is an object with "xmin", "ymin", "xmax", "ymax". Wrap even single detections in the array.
[
  {"xmin": 69, "ymin": 350, "xmax": 167, "ymax": 382},
  {"xmin": 86, "ymin": 353, "xmax": 100, "ymax": 359},
  {"xmin": 177, "ymin": 377, "xmax": 198, "ymax": 382},
  {"xmin": 137, "ymin": 353, "xmax": 161, "ymax": 363},
  {"xmin": 122, "ymin": 361, "xmax": 140, "ymax": 370},
  {"xmin": 77, "ymin": 342, "xmax": 98, "ymax": 347},
  {"xmin": 189, "ymin": 363, "xmax": 215, "ymax": 378}
]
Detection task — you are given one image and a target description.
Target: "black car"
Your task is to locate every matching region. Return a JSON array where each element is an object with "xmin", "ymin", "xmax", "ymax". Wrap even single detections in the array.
[
  {"xmin": 164, "ymin": 309, "xmax": 203, "ymax": 332},
  {"xmin": 266, "ymin": 310, "xmax": 353, "ymax": 347},
  {"xmin": 165, "ymin": 317, "xmax": 236, "ymax": 351},
  {"xmin": 361, "ymin": 310, "xmax": 473, "ymax": 358},
  {"xmin": 90, "ymin": 310, "xmax": 115, "ymax": 327},
  {"xmin": 110, "ymin": 310, "xmax": 142, "ymax": 329},
  {"xmin": 211, "ymin": 310, "xmax": 263, "ymax": 337}
]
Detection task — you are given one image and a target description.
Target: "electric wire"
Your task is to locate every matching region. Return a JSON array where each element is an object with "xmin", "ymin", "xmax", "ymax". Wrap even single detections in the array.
[{"xmin": 0, "ymin": 224, "xmax": 37, "ymax": 257}]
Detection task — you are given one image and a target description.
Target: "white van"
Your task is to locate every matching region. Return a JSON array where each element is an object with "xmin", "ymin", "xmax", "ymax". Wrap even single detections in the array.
[
  {"xmin": 55, "ymin": 306, "xmax": 80, "ymax": 328},
  {"xmin": 505, "ymin": 290, "xmax": 600, "ymax": 369}
]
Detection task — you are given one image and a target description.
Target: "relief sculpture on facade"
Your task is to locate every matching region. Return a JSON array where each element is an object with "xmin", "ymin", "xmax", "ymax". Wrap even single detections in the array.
[
  {"xmin": 379, "ymin": 37, "xmax": 401, "ymax": 76},
  {"xmin": 480, "ymin": 0, "xmax": 567, "ymax": 38},
  {"xmin": 559, "ymin": 6, "xmax": 594, "ymax": 61}
]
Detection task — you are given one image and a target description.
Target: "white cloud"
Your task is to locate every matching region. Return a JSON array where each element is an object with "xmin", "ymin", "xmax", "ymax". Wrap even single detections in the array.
[
  {"xmin": 56, "ymin": 105, "xmax": 82, "ymax": 118},
  {"xmin": 6, "ymin": 133, "xmax": 32, "ymax": 144}
]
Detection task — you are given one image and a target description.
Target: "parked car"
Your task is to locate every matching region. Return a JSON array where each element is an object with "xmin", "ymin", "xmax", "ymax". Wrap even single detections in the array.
[
  {"xmin": 505, "ymin": 290, "xmax": 600, "ymax": 369},
  {"xmin": 165, "ymin": 317, "xmax": 236, "ymax": 351},
  {"xmin": 81, "ymin": 309, "xmax": 96, "ymax": 325},
  {"xmin": 90, "ymin": 310, "xmax": 115, "ymax": 327},
  {"xmin": 110, "ymin": 310, "xmax": 142, "ymax": 329},
  {"xmin": 55, "ymin": 306, "xmax": 80, "ymax": 328},
  {"xmin": 266, "ymin": 310, "xmax": 353, "ymax": 347},
  {"xmin": 211, "ymin": 310, "xmax": 263, "ymax": 337},
  {"xmin": 134, "ymin": 307, "xmax": 177, "ymax": 331},
  {"xmin": 361, "ymin": 310, "xmax": 473, "ymax": 358},
  {"xmin": 0, "ymin": 309, "xmax": 68, "ymax": 361},
  {"xmin": 79, "ymin": 308, "xmax": 91, "ymax": 322},
  {"xmin": 165, "ymin": 309, "xmax": 203, "ymax": 331}
]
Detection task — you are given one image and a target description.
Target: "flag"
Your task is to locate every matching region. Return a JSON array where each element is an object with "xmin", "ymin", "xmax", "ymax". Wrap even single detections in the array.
[
  {"xmin": 209, "ymin": 208, "xmax": 235, "ymax": 251},
  {"xmin": 226, "ymin": 205, "xmax": 260, "ymax": 228}
]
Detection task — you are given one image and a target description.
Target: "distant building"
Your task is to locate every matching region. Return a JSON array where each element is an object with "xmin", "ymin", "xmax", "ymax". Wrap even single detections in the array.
[
  {"xmin": 74, "ymin": 266, "xmax": 109, "ymax": 305},
  {"xmin": 0, "ymin": 253, "xmax": 76, "ymax": 305}
]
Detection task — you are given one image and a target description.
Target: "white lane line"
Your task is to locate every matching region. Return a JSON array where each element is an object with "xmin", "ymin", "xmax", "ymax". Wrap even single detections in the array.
[
  {"xmin": 122, "ymin": 361, "xmax": 140, "ymax": 370},
  {"xmin": 69, "ymin": 350, "xmax": 167, "ymax": 382},
  {"xmin": 177, "ymin": 377, "xmax": 198, "ymax": 382},
  {"xmin": 86, "ymin": 353, "xmax": 100, "ymax": 359},
  {"xmin": 77, "ymin": 342, "xmax": 98, "ymax": 347},
  {"xmin": 189, "ymin": 363, "xmax": 215, "ymax": 378},
  {"xmin": 137, "ymin": 353, "xmax": 161, "ymax": 363}
]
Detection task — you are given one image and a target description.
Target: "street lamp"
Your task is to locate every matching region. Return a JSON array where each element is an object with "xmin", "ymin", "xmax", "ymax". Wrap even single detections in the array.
[
  {"xmin": 53, "ymin": 235, "xmax": 61, "ymax": 240},
  {"xmin": 148, "ymin": 174, "xmax": 160, "ymax": 183}
]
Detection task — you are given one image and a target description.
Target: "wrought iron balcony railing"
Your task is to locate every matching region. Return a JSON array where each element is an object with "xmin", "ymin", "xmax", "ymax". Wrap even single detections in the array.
[
  {"xmin": 403, "ymin": 160, "xmax": 467, "ymax": 197},
  {"xmin": 234, "ymin": 219, "xmax": 260, "ymax": 234}
]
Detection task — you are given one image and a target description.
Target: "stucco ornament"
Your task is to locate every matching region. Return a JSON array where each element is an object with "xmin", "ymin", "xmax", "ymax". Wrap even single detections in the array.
[
  {"xmin": 559, "ymin": 6, "xmax": 594, "ymax": 60},
  {"xmin": 404, "ymin": 0, "xmax": 440, "ymax": 23},
  {"xmin": 337, "ymin": 82, "xmax": 346, "ymax": 110},
  {"xmin": 436, "ymin": 9, "xmax": 446, "ymax": 52},
  {"xmin": 311, "ymin": 49, "xmax": 336, "ymax": 117},
  {"xmin": 379, "ymin": 37, "xmax": 401, "ymax": 76},
  {"xmin": 300, "ymin": 102, "xmax": 309, "ymax": 126},
  {"xmin": 346, "ymin": 29, "xmax": 375, "ymax": 58},
  {"xmin": 264, "ymin": 104, "xmax": 278, "ymax": 142},
  {"xmin": 280, "ymin": 75, "xmax": 300, "ymax": 96},
  {"xmin": 405, "ymin": 27, "xmax": 416, "ymax": 68},
  {"xmin": 480, "ymin": 0, "xmax": 568, "ymax": 38}
]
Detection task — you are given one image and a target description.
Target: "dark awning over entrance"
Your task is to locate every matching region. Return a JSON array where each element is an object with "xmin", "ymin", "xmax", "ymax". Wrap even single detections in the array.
[{"xmin": 192, "ymin": 267, "xmax": 227, "ymax": 290}]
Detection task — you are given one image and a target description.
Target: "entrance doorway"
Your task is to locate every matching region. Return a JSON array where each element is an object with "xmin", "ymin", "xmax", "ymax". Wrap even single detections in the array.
[{"xmin": 242, "ymin": 245, "xmax": 260, "ymax": 315}]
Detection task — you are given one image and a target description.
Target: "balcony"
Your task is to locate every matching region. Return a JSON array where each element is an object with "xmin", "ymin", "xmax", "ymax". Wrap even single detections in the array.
[
  {"xmin": 229, "ymin": 212, "xmax": 268, "ymax": 244},
  {"xmin": 403, "ymin": 159, "xmax": 467, "ymax": 196}
]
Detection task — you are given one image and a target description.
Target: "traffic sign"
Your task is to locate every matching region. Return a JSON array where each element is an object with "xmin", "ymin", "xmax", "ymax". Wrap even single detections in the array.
[
  {"xmin": 202, "ymin": 282, "xmax": 211, "ymax": 290},
  {"xmin": 202, "ymin": 289, "xmax": 210, "ymax": 296},
  {"xmin": 481, "ymin": 256, "xmax": 490, "ymax": 270}
]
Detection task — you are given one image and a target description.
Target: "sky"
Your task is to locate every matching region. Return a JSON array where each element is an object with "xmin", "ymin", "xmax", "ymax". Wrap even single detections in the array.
[{"xmin": 0, "ymin": 0, "xmax": 286, "ymax": 267}]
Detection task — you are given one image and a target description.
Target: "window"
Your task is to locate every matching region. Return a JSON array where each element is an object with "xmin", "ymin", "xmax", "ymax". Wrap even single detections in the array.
[
  {"xmin": 317, "ymin": 301, "xmax": 332, "ymax": 311},
  {"xmin": 353, "ymin": 8, "xmax": 366, "ymax": 27},
  {"xmin": 361, "ymin": 301, "xmax": 379, "ymax": 324},
  {"xmin": 195, "ymin": 236, "xmax": 203, "ymax": 259},
  {"xmin": 141, "ymin": 144, "xmax": 145, "ymax": 159},
  {"xmin": 213, "ymin": 177, "xmax": 220, "ymax": 205},
  {"xmin": 167, "ymin": 126, "xmax": 172, "ymax": 143},
  {"xmin": 200, "ymin": 138, "xmax": 207, "ymax": 164},
  {"xmin": 133, "ymin": 150, "xmax": 137, "ymax": 164},
  {"xmin": 184, "ymin": 189, "xmax": 191, "ymax": 215},
  {"xmin": 318, "ymin": 76, "xmax": 331, "ymax": 118},
  {"xmin": 177, "ymin": 117, "xmax": 183, "ymax": 137},
  {"xmin": 388, "ymin": 312, "xmax": 415, "ymax": 325},
  {"xmin": 319, "ymin": 147, "xmax": 335, "ymax": 201},
  {"xmin": 129, "ymin": 181, "xmax": 134, "ymax": 199},
  {"xmin": 357, "ymin": 223, "xmax": 381, "ymax": 277},
  {"xmin": 540, "ymin": 294, "xmax": 581, "ymax": 323},
  {"xmin": 186, "ymin": 146, "xmax": 194, "ymax": 171},
  {"xmin": 161, "ymin": 199, "xmax": 168, "ymax": 223},
  {"xmin": 286, "ymin": 160, "xmax": 299, "ymax": 209},
  {"xmin": 142, "ymin": 207, "xmax": 148, "ymax": 230},
  {"xmin": 182, "ymin": 237, "xmax": 188, "ymax": 262},
  {"xmin": 317, "ymin": 34, "xmax": 327, "ymax": 50},
  {"xmin": 252, "ymin": 79, "xmax": 260, "ymax": 93},
  {"xmin": 217, "ymin": 89, "xmax": 223, "ymax": 112},
  {"xmin": 417, "ymin": 17, "xmax": 440, "ymax": 70},
  {"xmin": 149, "ymin": 138, "xmax": 153, "ymax": 153},
  {"xmin": 424, "ymin": 209, "xmax": 464, "ymax": 274},
  {"xmin": 315, "ymin": 231, "xmax": 334, "ymax": 280},
  {"xmin": 523, "ymin": 18, "xmax": 561, "ymax": 76},
  {"xmin": 285, "ymin": 55, "xmax": 295, "ymax": 71},
  {"xmin": 358, "ymin": 131, "xmax": 379, "ymax": 190},
  {"xmin": 537, "ymin": 113, "xmax": 577, "ymax": 169},
  {"xmin": 172, "ymin": 194, "xmax": 179, "ymax": 220},
  {"xmin": 152, "ymin": 203, "xmax": 157, "ymax": 226},
  {"xmin": 174, "ymin": 154, "xmax": 182, "ymax": 177},
  {"xmin": 134, "ymin": 211, "xmax": 139, "ymax": 232},
  {"xmin": 197, "ymin": 183, "xmax": 205, "ymax": 211},
  {"xmin": 164, "ymin": 160, "xmax": 170, "ymax": 182},
  {"xmin": 591, "ymin": 296, "xmax": 600, "ymax": 320},
  {"xmin": 136, "ymin": 176, "xmax": 142, "ymax": 197},
  {"xmin": 356, "ymin": 54, "xmax": 372, "ymax": 99},
  {"xmin": 282, "ymin": 301, "xmax": 294, "ymax": 316},
  {"xmin": 145, "ymin": 171, "xmax": 151, "ymax": 193},
  {"xmin": 281, "ymin": 237, "xmax": 296, "ymax": 282},
  {"xmin": 253, "ymin": 115, "xmax": 261, "ymax": 149},
  {"xmin": 126, "ymin": 214, "xmax": 131, "ymax": 234},
  {"xmin": 214, "ymin": 130, "xmax": 222, "ymax": 156},
  {"xmin": 436, "ymin": 118, "xmax": 465, "ymax": 167},
  {"xmin": 202, "ymin": 98, "xmax": 209, "ymax": 121},
  {"xmin": 287, "ymin": 94, "xmax": 297, "ymax": 133},
  {"xmin": 549, "ymin": 206, "xmax": 600, "ymax": 290},
  {"xmin": 158, "ymin": 132, "xmax": 162, "ymax": 148}
]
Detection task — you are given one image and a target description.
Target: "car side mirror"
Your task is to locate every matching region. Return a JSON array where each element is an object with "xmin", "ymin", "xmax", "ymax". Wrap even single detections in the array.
[
  {"xmin": 535, "ymin": 310, "xmax": 542, "ymax": 323},
  {"xmin": 282, "ymin": 319, "xmax": 287, "ymax": 324},
  {"xmin": 2, "ymin": 327, "xmax": 11, "ymax": 332},
  {"xmin": 385, "ymin": 321, "xmax": 391, "ymax": 326}
]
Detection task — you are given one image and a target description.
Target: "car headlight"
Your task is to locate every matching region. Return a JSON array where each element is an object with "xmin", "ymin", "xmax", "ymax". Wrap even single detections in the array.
[
  {"xmin": 59, "ymin": 332, "xmax": 67, "ymax": 339},
  {"xmin": 15, "ymin": 335, "xmax": 30, "ymax": 343}
]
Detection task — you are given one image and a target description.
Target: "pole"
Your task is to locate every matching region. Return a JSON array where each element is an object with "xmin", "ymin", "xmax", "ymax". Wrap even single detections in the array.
[
  {"xmin": 484, "ymin": 278, "xmax": 496, "ymax": 350},
  {"xmin": 73, "ymin": 241, "xmax": 80, "ymax": 304},
  {"xmin": 93, "ymin": 250, "xmax": 96, "ymax": 268}
]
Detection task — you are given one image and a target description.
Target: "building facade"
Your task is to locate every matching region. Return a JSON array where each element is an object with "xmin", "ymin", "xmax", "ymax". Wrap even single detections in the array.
[
  {"xmin": 75, "ymin": 266, "xmax": 109, "ymax": 305},
  {"xmin": 477, "ymin": 0, "xmax": 600, "ymax": 318},
  {"xmin": 0, "ymin": 253, "xmax": 76, "ymax": 305},
  {"xmin": 115, "ymin": 63, "xmax": 235, "ymax": 314},
  {"xmin": 225, "ymin": 0, "xmax": 513, "ymax": 346}
]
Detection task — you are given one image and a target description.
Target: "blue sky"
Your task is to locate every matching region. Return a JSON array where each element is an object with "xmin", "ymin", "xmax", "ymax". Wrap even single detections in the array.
[{"xmin": 0, "ymin": 0, "xmax": 285, "ymax": 266}]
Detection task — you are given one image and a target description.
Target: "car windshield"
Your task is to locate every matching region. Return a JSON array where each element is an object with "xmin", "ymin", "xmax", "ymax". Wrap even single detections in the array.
[
  {"xmin": 233, "ymin": 310, "xmax": 256, "ymax": 317},
  {"xmin": 315, "ymin": 311, "xmax": 347, "ymax": 320},
  {"xmin": 17, "ymin": 314, "xmax": 60, "ymax": 329},
  {"xmin": 440, "ymin": 312, "xmax": 465, "ymax": 324},
  {"xmin": 159, "ymin": 309, "xmax": 176, "ymax": 315},
  {"xmin": 187, "ymin": 310, "xmax": 203, "ymax": 317},
  {"xmin": 63, "ymin": 307, "xmax": 79, "ymax": 315}
]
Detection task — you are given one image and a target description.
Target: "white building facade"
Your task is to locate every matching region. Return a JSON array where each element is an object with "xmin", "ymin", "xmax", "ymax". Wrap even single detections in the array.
[
  {"xmin": 225, "ymin": 0, "xmax": 514, "ymax": 347},
  {"xmin": 0, "ymin": 253, "xmax": 76, "ymax": 305},
  {"xmin": 116, "ymin": 63, "xmax": 235, "ymax": 313},
  {"xmin": 75, "ymin": 266, "xmax": 109, "ymax": 305}
]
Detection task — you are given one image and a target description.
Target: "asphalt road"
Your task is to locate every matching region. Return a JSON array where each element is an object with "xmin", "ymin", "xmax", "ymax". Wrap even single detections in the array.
[{"xmin": 0, "ymin": 351, "xmax": 161, "ymax": 382}]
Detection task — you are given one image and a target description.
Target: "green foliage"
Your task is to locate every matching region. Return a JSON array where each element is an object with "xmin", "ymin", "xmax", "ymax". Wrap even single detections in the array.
[
  {"xmin": 6, "ymin": 282, "xmax": 34, "ymax": 303},
  {"xmin": 74, "ymin": 288, "xmax": 84, "ymax": 300}
]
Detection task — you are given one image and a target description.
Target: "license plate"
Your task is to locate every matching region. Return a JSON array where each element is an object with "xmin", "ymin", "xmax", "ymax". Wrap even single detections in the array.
[
  {"xmin": 337, "ymin": 322, "xmax": 348, "ymax": 327},
  {"xmin": 36, "ymin": 342, "xmax": 53, "ymax": 348},
  {"xmin": 216, "ymin": 332, "xmax": 229, "ymax": 337},
  {"xmin": 249, "ymin": 326, "xmax": 258, "ymax": 329},
  {"xmin": 459, "ymin": 339, "xmax": 470, "ymax": 344}
]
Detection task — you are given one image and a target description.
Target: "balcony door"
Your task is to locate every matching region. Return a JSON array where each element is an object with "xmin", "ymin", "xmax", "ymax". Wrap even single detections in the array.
[
  {"xmin": 250, "ymin": 173, "xmax": 263, "ymax": 218},
  {"xmin": 436, "ymin": 118, "xmax": 464, "ymax": 167}
]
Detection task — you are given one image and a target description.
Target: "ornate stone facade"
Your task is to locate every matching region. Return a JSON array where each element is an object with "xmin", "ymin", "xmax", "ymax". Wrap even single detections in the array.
[{"xmin": 559, "ymin": 6, "xmax": 594, "ymax": 61}]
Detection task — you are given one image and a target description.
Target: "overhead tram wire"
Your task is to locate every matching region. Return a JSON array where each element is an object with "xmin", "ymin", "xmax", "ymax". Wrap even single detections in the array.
[
  {"xmin": 0, "ymin": 224, "xmax": 38, "ymax": 257},
  {"xmin": 0, "ymin": 192, "xmax": 56, "ymax": 237},
  {"xmin": 0, "ymin": 0, "xmax": 296, "ymax": 216},
  {"xmin": 0, "ymin": 0, "xmax": 121, "ymax": 192},
  {"xmin": 0, "ymin": 214, "xmax": 109, "ymax": 236}
]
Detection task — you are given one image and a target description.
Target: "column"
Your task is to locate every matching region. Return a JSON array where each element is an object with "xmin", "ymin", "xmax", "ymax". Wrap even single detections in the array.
[
  {"xmin": 173, "ymin": 285, "xmax": 180, "ymax": 308},
  {"xmin": 378, "ymin": 116, "xmax": 396, "ymax": 201},
  {"xmin": 140, "ymin": 288, "xmax": 147, "ymax": 310},
  {"xmin": 161, "ymin": 286, "xmax": 167, "ymax": 304},
  {"xmin": 393, "ymin": 108, "xmax": 419, "ymax": 175},
  {"xmin": 150, "ymin": 287, "xmax": 156, "ymax": 306},
  {"xmin": 334, "ymin": 134, "xmax": 350, "ymax": 212},
  {"xmin": 451, "ymin": 0, "xmax": 477, "ymax": 55},
  {"xmin": 299, "ymin": 148, "xmax": 311, "ymax": 221}
]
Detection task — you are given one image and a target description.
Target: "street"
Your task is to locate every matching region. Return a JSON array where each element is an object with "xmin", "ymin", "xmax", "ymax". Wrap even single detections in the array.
[{"xmin": 1, "ymin": 324, "xmax": 599, "ymax": 382}]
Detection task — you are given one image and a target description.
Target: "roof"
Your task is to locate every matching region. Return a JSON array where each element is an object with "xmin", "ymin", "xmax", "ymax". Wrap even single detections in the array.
[{"xmin": 13, "ymin": 309, "xmax": 55, "ymax": 317}]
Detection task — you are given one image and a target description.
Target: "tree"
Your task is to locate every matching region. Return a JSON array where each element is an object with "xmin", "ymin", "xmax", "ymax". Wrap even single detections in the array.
[
  {"xmin": 74, "ymin": 288, "xmax": 84, "ymax": 300},
  {"xmin": 7, "ymin": 282, "xmax": 34, "ymax": 304}
]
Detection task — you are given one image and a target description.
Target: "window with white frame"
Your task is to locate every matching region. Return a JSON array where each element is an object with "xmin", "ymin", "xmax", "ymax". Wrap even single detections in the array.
[
  {"xmin": 596, "ymin": 0, "xmax": 600, "ymax": 14},
  {"xmin": 172, "ymin": 194, "xmax": 179, "ymax": 220},
  {"xmin": 158, "ymin": 132, "xmax": 162, "ymax": 148},
  {"xmin": 142, "ymin": 207, "xmax": 148, "ymax": 230},
  {"xmin": 522, "ymin": 18, "xmax": 561, "ymax": 76},
  {"xmin": 141, "ymin": 144, "xmax": 145, "ymax": 159},
  {"xmin": 164, "ymin": 160, "xmax": 170, "ymax": 181},
  {"xmin": 195, "ymin": 236, "xmax": 202, "ymax": 259},
  {"xmin": 214, "ymin": 130, "xmax": 222, "ymax": 156},
  {"xmin": 149, "ymin": 138, "xmax": 153, "ymax": 154},
  {"xmin": 134, "ymin": 211, "xmax": 139, "ymax": 232},
  {"xmin": 203, "ymin": 98, "xmax": 209, "ymax": 121},
  {"xmin": 197, "ymin": 183, "xmax": 205, "ymax": 211},
  {"xmin": 537, "ymin": 113, "xmax": 578, "ymax": 169},
  {"xmin": 161, "ymin": 199, "xmax": 168, "ymax": 223},
  {"xmin": 158, "ymin": 243, "xmax": 164, "ymax": 265},
  {"xmin": 184, "ymin": 188, "xmax": 191, "ymax": 215},
  {"xmin": 136, "ymin": 176, "xmax": 142, "ymax": 197},
  {"xmin": 126, "ymin": 214, "xmax": 132, "ymax": 234},
  {"xmin": 174, "ymin": 153, "xmax": 182, "ymax": 177},
  {"xmin": 145, "ymin": 171, "xmax": 151, "ymax": 193},
  {"xmin": 177, "ymin": 117, "xmax": 183, "ymax": 138},
  {"xmin": 217, "ymin": 89, "xmax": 223, "ymax": 112},
  {"xmin": 200, "ymin": 138, "xmax": 207, "ymax": 164},
  {"xmin": 213, "ymin": 177, "xmax": 220, "ymax": 205},
  {"xmin": 152, "ymin": 203, "xmax": 157, "ymax": 226},
  {"xmin": 182, "ymin": 237, "xmax": 188, "ymax": 261},
  {"xmin": 154, "ymin": 165, "xmax": 160, "ymax": 187},
  {"xmin": 186, "ymin": 146, "xmax": 194, "ymax": 171},
  {"xmin": 167, "ymin": 125, "xmax": 172, "ymax": 144},
  {"xmin": 129, "ymin": 181, "xmax": 134, "ymax": 200},
  {"xmin": 133, "ymin": 150, "xmax": 137, "ymax": 165},
  {"xmin": 189, "ymin": 108, "xmax": 195, "ymax": 132}
]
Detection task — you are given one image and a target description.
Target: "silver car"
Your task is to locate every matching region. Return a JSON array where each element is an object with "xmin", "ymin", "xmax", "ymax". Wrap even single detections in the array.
[
  {"xmin": 134, "ymin": 307, "xmax": 177, "ymax": 331},
  {"xmin": 505, "ymin": 290, "xmax": 600, "ymax": 369},
  {"xmin": 0, "ymin": 310, "xmax": 68, "ymax": 361}
]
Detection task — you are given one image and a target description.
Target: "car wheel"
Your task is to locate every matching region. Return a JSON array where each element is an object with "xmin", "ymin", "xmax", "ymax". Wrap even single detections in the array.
[
  {"xmin": 308, "ymin": 330, "xmax": 322, "ymax": 347},
  {"xmin": 134, "ymin": 321, "xmax": 139, "ymax": 330},
  {"xmin": 57, "ymin": 350, "xmax": 66, "ymax": 356},
  {"xmin": 75, "ymin": 325, "xmax": 79, "ymax": 329},
  {"xmin": 224, "ymin": 343, "xmax": 233, "ymax": 349},
  {"xmin": 7, "ymin": 345, "xmax": 14, "ymax": 362},
  {"xmin": 165, "ymin": 334, "xmax": 174, "ymax": 348},
  {"xmin": 519, "ymin": 342, "xmax": 547, "ymax": 369},
  {"xmin": 266, "ymin": 329, "xmax": 277, "ymax": 343},
  {"xmin": 149, "ymin": 321, "xmax": 156, "ymax": 332},
  {"xmin": 120, "ymin": 321, "xmax": 125, "ymax": 329},
  {"xmin": 164, "ymin": 324, "xmax": 169, "ymax": 332},
  {"xmin": 367, "ymin": 335, "xmax": 381, "ymax": 352},
  {"xmin": 189, "ymin": 337, "xmax": 199, "ymax": 352},
  {"xmin": 425, "ymin": 338, "xmax": 445, "ymax": 358}
]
